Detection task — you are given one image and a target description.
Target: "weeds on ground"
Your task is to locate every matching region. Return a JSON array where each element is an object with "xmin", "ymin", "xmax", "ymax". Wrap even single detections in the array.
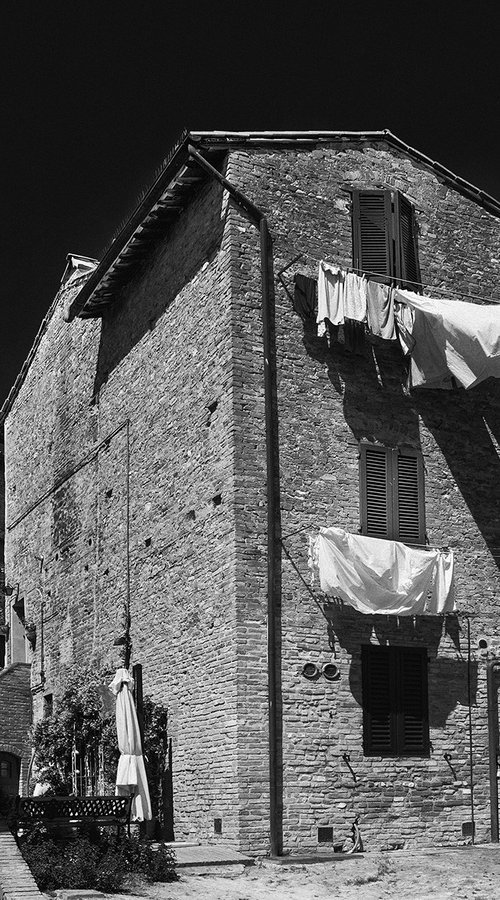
[
  {"xmin": 18, "ymin": 825, "xmax": 177, "ymax": 892},
  {"xmin": 346, "ymin": 859, "xmax": 393, "ymax": 886}
]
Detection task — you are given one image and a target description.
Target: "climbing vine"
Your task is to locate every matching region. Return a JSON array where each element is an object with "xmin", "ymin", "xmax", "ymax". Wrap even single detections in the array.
[
  {"xmin": 31, "ymin": 665, "xmax": 170, "ymax": 819},
  {"xmin": 31, "ymin": 666, "xmax": 119, "ymax": 794}
]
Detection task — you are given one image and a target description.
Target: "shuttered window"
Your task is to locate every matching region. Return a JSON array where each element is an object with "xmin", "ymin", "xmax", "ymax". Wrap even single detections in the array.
[
  {"xmin": 352, "ymin": 190, "xmax": 421, "ymax": 290},
  {"xmin": 362, "ymin": 645, "xmax": 429, "ymax": 756},
  {"xmin": 360, "ymin": 443, "xmax": 425, "ymax": 544}
]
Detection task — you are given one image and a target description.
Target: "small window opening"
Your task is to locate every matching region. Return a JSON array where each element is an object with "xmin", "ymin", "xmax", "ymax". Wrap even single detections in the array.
[
  {"xmin": 214, "ymin": 818, "xmax": 222, "ymax": 834},
  {"xmin": 212, "ymin": 494, "xmax": 222, "ymax": 507},
  {"xmin": 187, "ymin": 510, "xmax": 196, "ymax": 521},
  {"xmin": 145, "ymin": 538, "xmax": 152, "ymax": 547},
  {"xmin": 206, "ymin": 400, "xmax": 218, "ymax": 426},
  {"xmin": 0, "ymin": 761, "xmax": 12, "ymax": 779},
  {"xmin": 318, "ymin": 826, "xmax": 333, "ymax": 843},
  {"xmin": 105, "ymin": 489, "xmax": 113, "ymax": 499}
]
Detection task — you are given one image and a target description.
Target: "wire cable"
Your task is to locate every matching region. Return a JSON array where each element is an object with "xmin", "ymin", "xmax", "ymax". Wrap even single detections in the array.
[{"xmin": 276, "ymin": 244, "xmax": 500, "ymax": 306}]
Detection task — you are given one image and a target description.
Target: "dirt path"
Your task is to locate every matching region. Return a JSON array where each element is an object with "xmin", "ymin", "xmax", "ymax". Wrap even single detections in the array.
[{"xmin": 119, "ymin": 846, "xmax": 500, "ymax": 900}]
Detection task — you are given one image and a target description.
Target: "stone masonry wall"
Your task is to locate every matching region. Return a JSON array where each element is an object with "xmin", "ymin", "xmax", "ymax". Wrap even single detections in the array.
[
  {"xmin": 4, "ymin": 176, "xmax": 242, "ymax": 843},
  {"xmin": 0, "ymin": 662, "xmax": 32, "ymax": 793},
  {"xmin": 224, "ymin": 141, "xmax": 500, "ymax": 851}
]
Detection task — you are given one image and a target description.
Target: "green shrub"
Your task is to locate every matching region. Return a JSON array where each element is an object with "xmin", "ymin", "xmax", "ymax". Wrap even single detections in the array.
[{"xmin": 19, "ymin": 826, "xmax": 177, "ymax": 892}]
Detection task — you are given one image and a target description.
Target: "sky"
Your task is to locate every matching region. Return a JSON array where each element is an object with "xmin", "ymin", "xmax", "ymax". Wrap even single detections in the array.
[{"xmin": 3, "ymin": 1, "xmax": 500, "ymax": 405}]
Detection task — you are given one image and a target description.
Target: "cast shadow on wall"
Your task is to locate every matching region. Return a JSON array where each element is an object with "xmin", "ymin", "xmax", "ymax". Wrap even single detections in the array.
[
  {"xmin": 302, "ymin": 319, "xmax": 421, "ymax": 448},
  {"xmin": 302, "ymin": 319, "xmax": 500, "ymax": 566},
  {"xmin": 416, "ymin": 384, "xmax": 500, "ymax": 551},
  {"xmin": 323, "ymin": 600, "xmax": 477, "ymax": 728},
  {"xmin": 92, "ymin": 180, "xmax": 226, "ymax": 399}
]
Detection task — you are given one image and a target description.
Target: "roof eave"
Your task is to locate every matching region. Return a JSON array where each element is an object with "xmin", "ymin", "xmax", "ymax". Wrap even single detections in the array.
[{"xmin": 67, "ymin": 129, "xmax": 500, "ymax": 322}]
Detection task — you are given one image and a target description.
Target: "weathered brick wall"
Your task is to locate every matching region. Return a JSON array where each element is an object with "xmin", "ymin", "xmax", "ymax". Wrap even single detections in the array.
[
  {"xmin": 1, "ymin": 430, "xmax": 5, "ymax": 667},
  {"xmin": 225, "ymin": 141, "xmax": 500, "ymax": 850},
  {"xmin": 4, "ymin": 177, "xmax": 241, "ymax": 842},
  {"xmin": 0, "ymin": 662, "xmax": 32, "ymax": 792}
]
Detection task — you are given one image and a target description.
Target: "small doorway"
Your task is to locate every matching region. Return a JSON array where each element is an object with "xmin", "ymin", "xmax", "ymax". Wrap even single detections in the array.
[{"xmin": 0, "ymin": 752, "xmax": 20, "ymax": 802}]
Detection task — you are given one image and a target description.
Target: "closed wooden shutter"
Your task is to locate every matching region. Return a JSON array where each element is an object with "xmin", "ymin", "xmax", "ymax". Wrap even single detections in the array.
[
  {"xmin": 394, "ymin": 192, "xmax": 422, "ymax": 290},
  {"xmin": 362, "ymin": 646, "xmax": 395, "ymax": 754},
  {"xmin": 352, "ymin": 190, "xmax": 421, "ymax": 289},
  {"xmin": 395, "ymin": 450, "xmax": 425, "ymax": 545},
  {"xmin": 360, "ymin": 444, "xmax": 391, "ymax": 539},
  {"xmin": 398, "ymin": 648, "xmax": 429, "ymax": 754},
  {"xmin": 352, "ymin": 191, "xmax": 393, "ymax": 280},
  {"xmin": 362, "ymin": 645, "xmax": 429, "ymax": 756},
  {"xmin": 360, "ymin": 443, "xmax": 425, "ymax": 544}
]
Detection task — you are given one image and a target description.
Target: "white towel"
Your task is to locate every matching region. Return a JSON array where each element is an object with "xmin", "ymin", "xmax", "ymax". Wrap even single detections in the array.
[{"xmin": 317, "ymin": 262, "xmax": 344, "ymax": 335}]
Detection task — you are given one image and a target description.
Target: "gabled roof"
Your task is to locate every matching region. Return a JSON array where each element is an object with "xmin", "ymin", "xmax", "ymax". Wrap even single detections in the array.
[
  {"xmin": 3, "ymin": 128, "xmax": 500, "ymax": 426},
  {"xmin": 65, "ymin": 129, "xmax": 500, "ymax": 323}
]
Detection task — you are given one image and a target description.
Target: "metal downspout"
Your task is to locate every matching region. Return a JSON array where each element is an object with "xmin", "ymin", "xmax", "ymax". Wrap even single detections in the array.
[
  {"xmin": 187, "ymin": 146, "xmax": 282, "ymax": 856},
  {"xmin": 487, "ymin": 659, "xmax": 500, "ymax": 841}
]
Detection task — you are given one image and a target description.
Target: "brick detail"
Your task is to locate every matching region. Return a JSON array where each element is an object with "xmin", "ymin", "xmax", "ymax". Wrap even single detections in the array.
[{"xmin": 0, "ymin": 663, "xmax": 32, "ymax": 795}]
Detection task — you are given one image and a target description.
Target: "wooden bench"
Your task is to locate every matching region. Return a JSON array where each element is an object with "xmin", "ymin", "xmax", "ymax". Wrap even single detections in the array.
[{"xmin": 12, "ymin": 795, "xmax": 132, "ymax": 837}]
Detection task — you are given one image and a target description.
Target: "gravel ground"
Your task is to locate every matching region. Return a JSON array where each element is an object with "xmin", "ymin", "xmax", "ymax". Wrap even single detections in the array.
[{"xmin": 112, "ymin": 845, "xmax": 500, "ymax": 900}]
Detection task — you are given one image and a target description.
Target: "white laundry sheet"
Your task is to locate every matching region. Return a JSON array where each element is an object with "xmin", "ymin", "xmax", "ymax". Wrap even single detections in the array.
[
  {"xmin": 317, "ymin": 263, "xmax": 368, "ymax": 335},
  {"xmin": 309, "ymin": 527, "xmax": 455, "ymax": 616},
  {"xmin": 396, "ymin": 290, "xmax": 500, "ymax": 389}
]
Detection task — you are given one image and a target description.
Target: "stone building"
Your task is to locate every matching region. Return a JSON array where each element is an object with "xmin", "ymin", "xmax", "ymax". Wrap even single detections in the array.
[{"xmin": 2, "ymin": 130, "xmax": 500, "ymax": 852}]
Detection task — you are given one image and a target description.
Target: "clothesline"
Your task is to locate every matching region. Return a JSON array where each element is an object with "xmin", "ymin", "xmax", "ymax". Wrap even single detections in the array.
[
  {"xmin": 278, "ymin": 247, "xmax": 500, "ymax": 307},
  {"xmin": 281, "ymin": 523, "xmax": 448, "ymax": 551}
]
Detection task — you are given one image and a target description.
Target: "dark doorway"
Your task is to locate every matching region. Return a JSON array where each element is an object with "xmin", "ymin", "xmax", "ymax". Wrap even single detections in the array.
[{"xmin": 0, "ymin": 752, "xmax": 20, "ymax": 799}]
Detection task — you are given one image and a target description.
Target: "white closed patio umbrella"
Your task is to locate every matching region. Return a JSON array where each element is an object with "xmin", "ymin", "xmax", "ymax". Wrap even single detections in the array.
[{"xmin": 109, "ymin": 668, "xmax": 152, "ymax": 821}]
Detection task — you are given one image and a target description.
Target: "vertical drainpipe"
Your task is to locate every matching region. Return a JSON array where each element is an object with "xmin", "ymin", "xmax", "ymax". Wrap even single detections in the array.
[
  {"xmin": 487, "ymin": 660, "xmax": 500, "ymax": 841},
  {"xmin": 187, "ymin": 146, "xmax": 282, "ymax": 856}
]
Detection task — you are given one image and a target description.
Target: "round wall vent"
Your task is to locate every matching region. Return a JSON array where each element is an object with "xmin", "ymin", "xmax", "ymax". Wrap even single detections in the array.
[
  {"xmin": 322, "ymin": 663, "xmax": 340, "ymax": 682},
  {"xmin": 302, "ymin": 662, "xmax": 320, "ymax": 680}
]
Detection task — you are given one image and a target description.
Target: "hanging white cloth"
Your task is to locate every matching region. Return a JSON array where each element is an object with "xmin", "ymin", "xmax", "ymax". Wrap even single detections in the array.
[
  {"xmin": 109, "ymin": 668, "xmax": 152, "ymax": 821},
  {"xmin": 366, "ymin": 281, "xmax": 396, "ymax": 340},
  {"xmin": 396, "ymin": 289, "xmax": 500, "ymax": 389},
  {"xmin": 309, "ymin": 527, "xmax": 455, "ymax": 616},
  {"xmin": 344, "ymin": 272, "xmax": 368, "ymax": 322},
  {"xmin": 317, "ymin": 262, "xmax": 344, "ymax": 334}
]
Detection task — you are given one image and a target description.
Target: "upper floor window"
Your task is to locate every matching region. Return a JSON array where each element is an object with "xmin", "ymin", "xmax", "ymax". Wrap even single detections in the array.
[
  {"xmin": 360, "ymin": 443, "xmax": 425, "ymax": 545},
  {"xmin": 351, "ymin": 190, "xmax": 421, "ymax": 290}
]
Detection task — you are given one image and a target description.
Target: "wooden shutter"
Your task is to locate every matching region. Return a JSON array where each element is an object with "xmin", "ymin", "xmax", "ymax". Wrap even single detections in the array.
[
  {"xmin": 362, "ymin": 646, "xmax": 429, "ymax": 757},
  {"xmin": 352, "ymin": 191, "xmax": 393, "ymax": 281},
  {"xmin": 362, "ymin": 646, "xmax": 396, "ymax": 755},
  {"xmin": 360, "ymin": 443, "xmax": 425, "ymax": 544},
  {"xmin": 394, "ymin": 450, "xmax": 425, "ymax": 545},
  {"xmin": 394, "ymin": 192, "xmax": 421, "ymax": 291},
  {"xmin": 360, "ymin": 444, "xmax": 391, "ymax": 539},
  {"xmin": 397, "ymin": 648, "xmax": 429, "ymax": 754}
]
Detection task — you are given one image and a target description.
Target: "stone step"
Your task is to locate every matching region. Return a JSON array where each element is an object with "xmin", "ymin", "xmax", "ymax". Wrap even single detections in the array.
[{"xmin": 0, "ymin": 820, "xmax": 45, "ymax": 900}]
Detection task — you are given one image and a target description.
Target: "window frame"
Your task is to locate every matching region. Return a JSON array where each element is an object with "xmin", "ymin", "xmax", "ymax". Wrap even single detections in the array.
[
  {"xmin": 362, "ymin": 644, "xmax": 430, "ymax": 758},
  {"xmin": 359, "ymin": 442, "xmax": 425, "ymax": 545},
  {"xmin": 351, "ymin": 189, "xmax": 422, "ymax": 291}
]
